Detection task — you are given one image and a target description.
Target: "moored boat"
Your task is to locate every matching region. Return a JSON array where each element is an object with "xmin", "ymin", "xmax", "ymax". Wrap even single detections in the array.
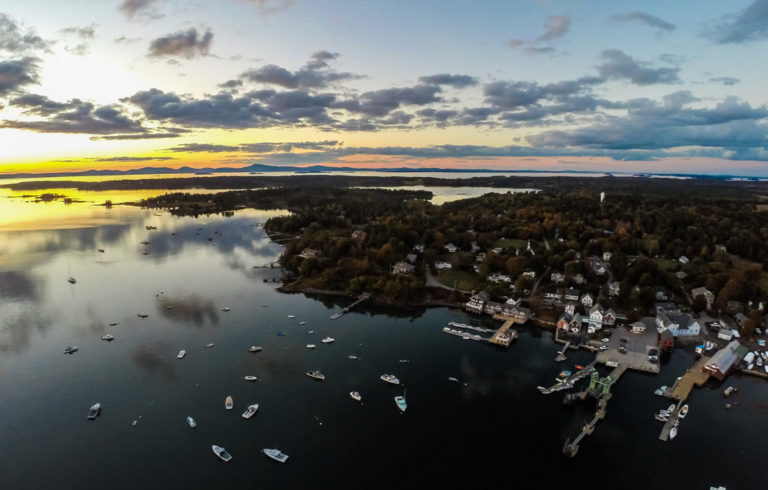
[
  {"xmin": 244, "ymin": 375, "xmax": 259, "ymax": 381},
  {"xmin": 187, "ymin": 416, "xmax": 196, "ymax": 428},
  {"xmin": 348, "ymin": 355, "xmax": 358, "ymax": 360},
  {"xmin": 667, "ymin": 403, "xmax": 675, "ymax": 413},
  {"xmin": 205, "ymin": 343, "xmax": 215, "ymax": 348},
  {"xmin": 306, "ymin": 370, "xmax": 325, "ymax": 381},
  {"xmin": 655, "ymin": 413, "xmax": 669, "ymax": 422},
  {"xmin": 177, "ymin": 350, "xmax": 186, "ymax": 359},
  {"xmin": 350, "ymin": 391, "xmax": 362, "ymax": 402},
  {"xmin": 262, "ymin": 448, "xmax": 289, "ymax": 463},
  {"xmin": 298, "ymin": 321, "xmax": 307, "ymax": 325},
  {"xmin": 669, "ymin": 427, "xmax": 678, "ymax": 439},
  {"xmin": 288, "ymin": 315, "xmax": 295, "ymax": 319},
  {"xmin": 448, "ymin": 377, "xmax": 459, "ymax": 383},
  {"xmin": 225, "ymin": 396, "xmax": 233, "ymax": 410},
  {"xmin": 220, "ymin": 307, "xmax": 230, "ymax": 312},
  {"xmin": 88, "ymin": 403, "xmax": 101, "ymax": 420},
  {"xmin": 101, "ymin": 334, "xmax": 114, "ymax": 341},
  {"xmin": 321, "ymin": 337, "xmax": 335, "ymax": 344},
  {"xmin": 306, "ymin": 344, "xmax": 316, "ymax": 349},
  {"xmin": 242, "ymin": 404, "xmax": 259, "ymax": 419},
  {"xmin": 63, "ymin": 346, "xmax": 78, "ymax": 354},
  {"xmin": 654, "ymin": 385, "xmax": 668, "ymax": 396},
  {"xmin": 395, "ymin": 395, "xmax": 407, "ymax": 412},
  {"xmin": 679, "ymin": 404, "xmax": 689, "ymax": 419},
  {"xmin": 212, "ymin": 445, "xmax": 232, "ymax": 462},
  {"xmin": 249, "ymin": 346, "xmax": 262, "ymax": 352},
  {"xmin": 380, "ymin": 374, "xmax": 400, "ymax": 385}
]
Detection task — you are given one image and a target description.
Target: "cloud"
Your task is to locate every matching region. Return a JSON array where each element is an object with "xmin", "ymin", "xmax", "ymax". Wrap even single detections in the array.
[
  {"xmin": 240, "ymin": 52, "xmax": 359, "ymax": 89},
  {"xmin": 236, "ymin": 0, "xmax": 298, "ymax": 15},
  {"xmin": 168, "ymin": 143, "xmax": 240, "ymax": 153},
  {"xmin": 704, "ymin": 0, "xmax": 768, "ymax": 44},
  {"xmin": 709, "ymin": 76, "xmax": 740, "ymax": 86},
  {"xmin": 93, "ymin": 156, "xmax": 176, "ymax": 162},
  {"xmin": 118, "ymin": 0, "xmax": 165, "ymax": 20},
  {"xmin": 0, "ymin": 57, "xmax": 40, "ymax": 95},
  {"xmin": 240, "ymin": 140, "xmax": 339, "ymax": 153},
  {"xmin": 417, "ymin": 74, "xmax": 478, "ymax": 88},
  {"xmin": 0, "ymin": 14, "xmax": 49, "ymax": 54},
  {"xmin": 148, "ymin": 28, "xmax": 213, "ymax": 59},
  {"xmin": 538, "ymin": 15, "xmax": 571, "ymax": 42},
  {"xmin": 597, "ymin": 49, "xmax": 680, "ymax": 85},
  {"xmin": 3, "ymin": 93, "xmax": 147, "ymax": 134},
  {"xmin": 90, "ymin": 132, "xmax": 184, "ymax": 140},
  {"xmin": 218, "ymin": 79, "xmax": 243, "ymax": 89},
  {"xmin": 60, "ymin": 24, "xmax": 97, "ymax": 56},
  {"xmin": 610, "ymin": 12, "xmax": 676, "ymax": 33},
  {"xmin": 338, "ymin": 84, "xmax": 443, "ymax": 117}
]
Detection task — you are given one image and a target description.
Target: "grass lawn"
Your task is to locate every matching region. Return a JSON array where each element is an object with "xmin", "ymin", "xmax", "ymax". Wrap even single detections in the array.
[
  {"xmin": 654, "ymin": 258, "xmax": 680, "ymax": 272},
  {"xmin": 437, "ymin": 269, "xmax": 480, "ymax": 291}
]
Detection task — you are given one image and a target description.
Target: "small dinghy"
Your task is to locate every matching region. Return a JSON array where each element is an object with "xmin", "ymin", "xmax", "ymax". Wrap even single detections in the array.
[
  {"xmin": 242, "ymin": 404, "xmax": 259, "ymax": 419},
  {"xmin": 395, "ymin": 394, "xmax": 407, "ymax": 413},
  {"xmin": 448, "ymin": 377, "xmax": 460, "ymax": 383},
  {"xmin": 306, "ymin": 370, "xmax": 325, "ymax": 381},
  {"xmin": 205, "ymin": 343, "xmax": 215, "ymax": 348},
  {"xmin": 348, "ymin": 355, "xmax": 358, "ymax": 360},
  {"xmin": 225, "ymin": 396, "xmax": 233, "ymax": 410},
  {"xmin": 249, "ymin": 346, "xmax": 262, "ymax": 353},
  {"xmin": 101, "ymin": 334, "xmax": 114, "ymax": 341},
  {"xmin": 321, "ymin": 337, "xmax": 335, "ymax": 344},
  {"xmin": 63, "ymin": 346, "xmax": 78, "ymax": 354},
  {"xmin": 177, "ymin": 350, "xmax": 186, "ymax": 359},
  {"xmin": 212, "ymin": 445, "xmax": 232, "ymax": 462},
  {"xmin": 187, "ymin": 416, "xmax": 197, "ymax": 428},
  {"xmin": 88, "ymin": 403, "xmax": 101, "ymax": 420},
  {"xmin": 350, "ymin": 391, "xmax": 362, "ymax": 402},
  {"xmin": 306, "ymin": 344, "xmax": 316, "ymax": 349},
  {"xmin": 262, "ymin": 448, "xmax": 289, "ymax": 463},
  {"xmin": 244, "ymin": 375, "xmax": 259, "ymax": 381}
]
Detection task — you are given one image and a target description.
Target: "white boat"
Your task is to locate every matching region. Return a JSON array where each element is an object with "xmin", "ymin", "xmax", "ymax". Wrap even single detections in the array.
[
  {"xmin": 101, "ymin": 334, "xmax": 114, "ymax": 341},
  {"xmin": 242, "ymin": 404, "xmax": 259, "ymax": 419},
  {"xmin": 220, "ymin": 307, "xmax": 231, "ymax": 312},
  {"xmin": 205, "ymin": 343, "xmax": 215, "ymax": 348},
  {"xmin": 88, "ymin": 403, "xmax": 101, "ymax": 420},
  {"xmin": 380, "ymin": 374, "xmax": 400, "ymax": 385},
  {"xmin": 137, "ymin": 313, "xmax": 148, "ymax": 318},
  {"xmin": 244, "ymin": 375, "xmax": 259, "ymax": 381},
  {"xmin": 350, "ymin": 391, "xmax": 362, "ymax": 402},
  {"xmin": 306, "ymin": 370, "xmax": 325, "ymax": 381},
  {"xmin": 655, "ymin": 413, "xmax": 668, "ymax": 422},
  {"xmin": 330, "ymin": 313, "xmax": 342, "ymax": 320},
  {"xmin": 669, "ymin": 427, "xmax": 677, "ymax": 439},
  {"xmin": 177, "ymin": 350, "xmax": 186, "ymax": 359},
  {"xmin": 321, "ymin": 337, "xmax": 335, "ymax": 344},
  {"xmin": 667, "ymin": 403, "xmax": 675, "ymax": 413},
  {"xmin": 288, "ymin": 315, "xmax": 295, "ymax": 319},
  {"xmin": 249, "ymin": 346, "xmax": 262, "ymax": 353},
  {"xmin": 306, "ymin": 330, "xmax": 315, "ymax": 334},
  {"xmin": 448, "ymin": 377, "xmax": 460, "ymax": 383},
  {"xmin": 212, "ymin": 445, "xmax": 232, "ymax": 462},
  {"xmin": 225, "ymin": 396, "xmax": 233, "ymax": 410},
  {"xmin": 679, "ymin": 404, "xmax": 689, "ymax": 419},
  {"xmin": 63, "ymin": 346, "xmax": 78, "ymax": 354},
  {"xmin": 306, "ymin": 344, "xmax": 316, "ymax": 349},
  {"xmin": 348, "ymin": 355, "xmax": 358, "ymax": 360},
  {"xmin": 298, "ymin": 321, "xmax": 307, "ymax": 325},
  {"xmin": 262, "ymin": 448, "xmax": 289, "ymax": 463},
  {"xmin": 395, "ymin": 394, "xmax": 407, "ymax": 412},
  {"xmin": 187, "ymin": 416, "xmax": 197, "ymax": 428},
  {"xmin": 654, "ymin": 385, "xmax": 668, "ymax": 396}
]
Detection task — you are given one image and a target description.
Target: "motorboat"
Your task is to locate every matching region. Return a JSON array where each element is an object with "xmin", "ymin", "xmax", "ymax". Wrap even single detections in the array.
[
  {"xmin": 225, "ymin": 396, "xmax": 233, "ymax": 410},
  {"xmin": 348, "ymin": 355, "xmax": 358, "ymax": 360},
  {"xmin": 655, "ymin": 413, "xmax": 669, "ymax": 422},
  {"xmin": 380, "ymin": 374, "xmax": 400, "ymax": 385},
  {"xmin": 88, "ymin": 403, "xmax": 101, "ymax": 420},
  {"xmin": 249, "ymin": 346, "xmax": 262, "ymax": 353},
  {"xmin": 298, "ymin": 321, "xmax": 307, "ymax": 325},
  {"xmin": 277, "ymin": 332, "xmax": 286, "ymax": 337},
  {"xmin": 242, "ymin": 404, "xmax": 259, "ymax": 419},
  {"xmin": 212, "ymin": 445, "xmax": 232, "ymax": 462},
  {"xmin": 654, "ymin": 385, "xmax": 668, "ymax": 396},
  {"xmin": 667, "ymin": 404, "xmax": 676, "ymax": 413},
  {"xmin": 306, "ymin": 370, "xmax": 326, "ymax": 381},
  {"xmin": 187, "ymin": 416, "xmax": 197, "ymax": 428},
  {"xmin": 350, "ymin": 391, "xmax": 362, "ymax": 402},
  {"xmin": 679, "ymin": 404, "xmax": 689, "ymax": 419},
  {"xmin": 669, "ymin": 427, "xmax": 678, "ymax": 439},
  {"xmin": 244, "ymin": 375, "xmax": 259, "ymax": 381},
  {"xmin": 287, "ymin": 315, "xmax": 295, "ymax": 319},
  {"xmin": 321, "ymin": 337, "xmax": 335, "ymax": 344},
  {"xmin": 395, "ymin": 395, "xmax": 407, "ymax": 412},
  {"xmin": 448, "ymin": 377, "xmax": 460, "ymax": 383},
  {"xmin": 63, "ymin": 346, "xmax": 78, "ymax": 354},
  {"xmin": 177, "ymin": 350, "xmax": 186, "ymax": 359},
  {"xmin": 220, "ymin": 307, "xmax": 231, "ymax": 312},
  {"xmin": 262, "ymin": 448, "xmax": 289, "ymax": 463},
  {"xmin": 137, "ymin": 313, "xmax": 148, "ymax": 318},
  {"xmin": 574, "ymin": 365, "xmax": 584, "ymax": 370},
  {"xmin": 101, "ymin": 334, "xmax": 114, "ymax": 341},
  {"xmin": 306, "ymin": 330, "xmax": 315, "ymax": 334},
  {"xmin": 205, "ymin": 343, "xmax": 215, "ymax": 348},
  {"xmin": 306, "ymin": 344, "xmax": 316, "ymax": 349},
  {"xmin": 68, "ymin": 277, "xmax": 76, "ymax": 284}
]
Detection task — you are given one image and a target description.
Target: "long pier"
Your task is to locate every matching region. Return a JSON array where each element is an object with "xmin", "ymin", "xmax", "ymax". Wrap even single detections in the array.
[{"xmin": 330, "ymin": 293, "xmax": 370, "ymax": 319}]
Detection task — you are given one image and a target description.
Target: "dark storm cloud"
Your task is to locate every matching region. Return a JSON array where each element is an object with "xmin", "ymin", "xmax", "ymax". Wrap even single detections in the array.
[
  {"xmin": 610, "ymin": 12, "xmax": 676, "ymax": 33},
  {"xmin": 0, "ymin": 57, "xmax": 40, "ymax": 95},
  {"xmin": 148, "ymin": 28, "xmax": 213, "ymax": 59},
  {"xmin": 597, "ymin": 49, "xmax": 680, "ymax": 85},
  {"xmin": 704, "ymin": 0, "xmax": 768, "ymax": 44},
  {"xmin": 0, "ymin": 14, "xmax": 49, "ymax": 53},
  {"xmin": 3, "ymin": 93, "xmax": 146, "ymax": 134},
  {"xmin": 417, "ymin": 74, "xmax": 478, "ymax": 88}
]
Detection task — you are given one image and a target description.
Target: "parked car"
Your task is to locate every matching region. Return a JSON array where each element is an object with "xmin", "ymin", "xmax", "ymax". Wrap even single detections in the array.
[{"xmin": 648, "ymin": 348, "xmax": 659, "ymax": 363}]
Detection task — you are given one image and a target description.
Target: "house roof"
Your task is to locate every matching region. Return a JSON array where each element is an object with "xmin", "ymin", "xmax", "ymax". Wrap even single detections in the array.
[{"xmin": 706, "ymin": 341, "xmax": 745, "ymax": 374}]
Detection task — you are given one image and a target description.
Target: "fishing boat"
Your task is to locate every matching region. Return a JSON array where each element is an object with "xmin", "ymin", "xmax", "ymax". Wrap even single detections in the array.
[
  {"xmin": 186, "ymin": 416, "xmax": 197, "ymax": 428},
  {"xmin": 244, "ymin": 375, "xmax": 259, "ymax": 381},
  {"xmin": 306, "ymin": 370, "xmax": 325, "ymax": 381},
  {"xmin": 88, "ymin": 403, "xmax": 101, "ymax": 420},
  {"xmin": 101, "ymin": 334, "xmax": 114, "ymax": 341},
  {"xmin": 321, "ymin": 337, "xmax": 335, "ymax": 344},
  {"xmin": 225, "ymin": 396, "xmax": 233, "ymax": 410},
  {"xmin": 249, "ymin": 346, "xmax": 262, "ymax": 352},
  {"xmin": 212, "ymin": 445, "xmax": 232, "ymax": 462},
  {"xmin": 679, "ymin": 404, "xmax": 689, "ymax": 419},
  {"xmin": 380, "ymin": 374, "xmax": 400, "ymax": 385},
  {"xmin": 177, "ymin": 350, "xmax": 186, "ymax": 359},
  {"xmin": 655, "ymin": 412, "xmax": 669, "ymax": 422},
  {"xmin": 63, "ymin": 346, "xmax": 78, "ymax": 354},
  {"xmin": 205, "ymin": 343, "xmax": 215, "ymax": 348},
  {"xmin": 262, "ymin": 448, "xmax": 289, "ymax": 463},
  {"xmin": 395, "ymin": 393, "xmax": 407, "ymax": 412},
  {"xmin": 448, "ymin": 377, "xmax": 460, "ymax": 383},
  {"xmin": 669, "ymin": 427, "xmax": 678, "ymax": 439},
  {"xmin": 350, "ymin": 391, "xmax": 362, "ymax": 402},
  {"xmin": 306, "ymin": 344, "xmax": 316, "ymax": 349},
  {"xmin": 242, "ymin": 404, "xmax": 259, "ymax": 419}
]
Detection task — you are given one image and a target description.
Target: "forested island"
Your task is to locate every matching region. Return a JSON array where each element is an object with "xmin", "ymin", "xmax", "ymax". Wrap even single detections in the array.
[{"xmin": 130, "ymin": 176, "xmax": 768, "ymax": 332}]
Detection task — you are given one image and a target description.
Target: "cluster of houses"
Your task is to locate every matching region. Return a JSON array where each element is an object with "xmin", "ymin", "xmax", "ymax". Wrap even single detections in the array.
[
  {"xmin": 557, "ymin": 302, "xmax": 617, "ymax": 334},
  {"xmin": 464, "ymin": 292, "xmax": 531, "ymax": 323}
]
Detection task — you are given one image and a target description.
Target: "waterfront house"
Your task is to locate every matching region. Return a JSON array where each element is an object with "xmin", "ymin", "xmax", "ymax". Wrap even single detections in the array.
[
  {"xmin": 557, "ymin": 314, "xmax": 570, "ymax": 330},
  {"xmin": 589, "ymin": 304, "xmax": 604, "ymax": 330},
  {"xmin": 691, "ymin": 287, "xmax": 715, "ymax": 310},
  {"xmin": 391, "ymin": 261, "xmax": 415, "ymax": 275},
  {"xmin": 607, "ymin": 281, "xmax": 620, "ymax": 297},
  {"xmin": 483, "ymin": 301, "xmax": 503, "ymax": 315},
  {"xmin": 603, "ymin": 308, "xmax": 617, "ymax": 326},
  {"xmin": 659, "ymin": 329, "xmax": 674, "ymax": 351},
  {"xmin": 564, "ymin": 287, "xmax": 580, "ymax": 301},
  {"xmin": 569, "ymin": 313, "xmax": 582, "ymax": 331},
  {"xmin": 465, "ymin": 292, "xmax": 489, "ymax": 314},
  {"xmin": 657, "ymin": 311, "xmax": 701, "ymax": 336},
  {"xmin": 581, "ymin": 293, "xmax": 594, "ymax": 308},
  {"xmin": 500, "ymin": 303, "xmax": 531, "ymax": 322},
  {"xmin": 444, "ymin": 243, "xmax": 458, "ymax": 253},
  {"xmin": 564, "ymin": 302, "xmax": 577, "ymax": 316},
  {"xmin": 704, "ymin": 340, "xmax": 748, "ymax": 380}
]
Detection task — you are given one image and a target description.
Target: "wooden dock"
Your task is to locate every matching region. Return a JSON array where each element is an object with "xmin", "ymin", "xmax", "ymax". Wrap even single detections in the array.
[
  {"xmin": 489, "ymin": 318, "xmax": 519, "ymax": 347},
  {"xmin": 665, "ymin": 355, "xmax": 711, "ymax": 401}
]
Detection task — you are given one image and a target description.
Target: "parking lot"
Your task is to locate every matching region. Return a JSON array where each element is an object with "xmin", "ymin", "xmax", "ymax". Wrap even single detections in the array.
[{"xmin": 596, "ymin": 323, "xmax": 660, "ymax": 374}]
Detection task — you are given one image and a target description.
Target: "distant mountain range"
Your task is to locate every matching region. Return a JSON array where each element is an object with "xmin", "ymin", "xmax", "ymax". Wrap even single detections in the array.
[{"xmin": 0, "ymin": 163, "xmax": 763, "ymax": 181}]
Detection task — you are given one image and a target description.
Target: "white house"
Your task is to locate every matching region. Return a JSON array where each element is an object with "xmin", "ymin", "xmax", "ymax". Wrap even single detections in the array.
[
  {"xmin": 679, "ymin": 255, "xmax": 690, "ymax": 264},
  {"xmin": 551, "ymin": 272, "xmax": 565, "ymax": 283},
  {"xmin": 603, "ymin": 252, "xmax": 612, "ymax": 262},
  {"xmin": 607, "ymin": 281, "xmax": 621, "ymax": 297},
  {"xmin": 589, "ymin": 304, "xmax": 605, "ymax": 330},
  {"xmin": 391, "ymin": 261, "xmax": 415, "ymax": 275},
  {"xmin": 465, "ymin": 292, "xmax": 489, "ymax": 314},
  {"xmin": 564, "ymin": 302, "xmax": 577, "ymax": 316},
  {"xmin": 488, "ymin": 273, "xmax": 512, "ymax": 283},
  {"xmin": 581, "ymin": 293, "xmax": 594, "ymax": 308},
  {"xmin": 444, "ymin": 243, "xmax": 458, "ymax": 253},
  {"xmin": 434, "ymin": 261, "xmax": 452, "ymax": 270}
]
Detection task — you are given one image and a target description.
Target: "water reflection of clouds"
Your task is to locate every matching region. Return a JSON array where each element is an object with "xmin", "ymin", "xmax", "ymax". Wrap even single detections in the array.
[
  {"xmin": 0, "ymin": 307, "xmax": 54, "ymax": 355},
  {"xmin": 131, "ymin": 342, "xmax": 178, "ymax": 381},
  {"xmin": 0, "ymin": 271, "xmax": 40, "ymax": 300},
  {"xmin": 156, "ymin": 295, "xmax": 220, "ymax": 327}
]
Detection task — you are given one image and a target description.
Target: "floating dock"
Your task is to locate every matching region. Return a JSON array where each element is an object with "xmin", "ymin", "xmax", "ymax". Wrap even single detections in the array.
[{"xmin": 665, "ymin": 355, "xmax": 711, "ymax": 401}]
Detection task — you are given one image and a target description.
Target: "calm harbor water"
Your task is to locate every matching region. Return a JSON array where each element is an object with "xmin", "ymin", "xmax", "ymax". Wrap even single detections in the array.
[{"xmin": 1, "ymin": 194, "xmax": 767, "ymax": 489}]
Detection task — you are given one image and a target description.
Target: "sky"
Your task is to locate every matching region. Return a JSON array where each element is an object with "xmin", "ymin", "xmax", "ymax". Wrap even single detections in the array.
[{"xmin": 1, "ymin": 0, "xmax": 768, "ymax": 176}]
